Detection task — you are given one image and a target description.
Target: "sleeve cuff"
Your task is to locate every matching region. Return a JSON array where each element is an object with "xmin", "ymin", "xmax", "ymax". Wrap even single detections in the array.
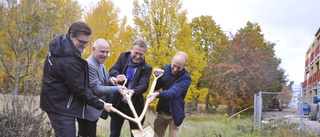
[{"xmin": 112, "ymin": 86, "xmax": 119, "ymax": 93}]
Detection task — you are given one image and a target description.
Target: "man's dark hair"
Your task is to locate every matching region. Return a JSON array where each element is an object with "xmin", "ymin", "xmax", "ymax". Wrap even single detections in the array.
[
  {"xmin": 68, "ymin": 22, "xmax": 92, "ymax": 37},
  {"xmin": 131, "ymin": 39, "xmax": 148, "ymax": 51}
]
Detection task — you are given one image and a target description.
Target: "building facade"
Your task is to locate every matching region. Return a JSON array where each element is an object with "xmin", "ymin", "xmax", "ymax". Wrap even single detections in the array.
[{"xmin": 304, "ymin": 28, "xmax": 320, "ymax": 103}]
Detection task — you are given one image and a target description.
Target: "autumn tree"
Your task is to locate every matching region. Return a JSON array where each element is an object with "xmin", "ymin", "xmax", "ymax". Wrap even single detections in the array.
[
  {"xmin": 133, "ymin": 0, "xmax": 206, "ymax": 109},
  {"xmin": 50, "ymin": 0, "xmax": 84, "ymax": 36},
  {"xmin": 83, "ymin": 0, "xmax": 136, "ymax": 70},
  {"xmin": 202, "ymin": 22, "xmax": 286, "ymax": 116},
  {"xmin": 0, "ymin": 0, "xmax": 54, "ymax": 101},
  {"xmin": 0, "ymin": 0, "xmax": 83, "ymax": 101},
  {"xmin": 190, "ymin": 15, "xmax": 228, "ymax": 110},
  {"xmin": 278, "ymin": 84, "xmax": 293, "ymax": 105},
  {"xmin": 190, "ymin": 15, "xmax": 228, "ymax": 61}
]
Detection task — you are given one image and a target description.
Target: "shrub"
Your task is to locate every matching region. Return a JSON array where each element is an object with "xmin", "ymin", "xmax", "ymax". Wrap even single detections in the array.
[{"xmin": 0, "ymin": 94, "xmax": 52, "ymax": 136}]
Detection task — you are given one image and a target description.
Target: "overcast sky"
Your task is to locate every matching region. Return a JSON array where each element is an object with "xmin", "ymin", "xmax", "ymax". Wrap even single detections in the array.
[{"xmin": 79, "ymin": 0, "xmax": 320, "ymax": 86}]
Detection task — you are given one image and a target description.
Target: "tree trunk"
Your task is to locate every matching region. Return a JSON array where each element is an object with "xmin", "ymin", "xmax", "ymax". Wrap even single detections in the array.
[
  {"xmin": 205, "ymin": 94, "xmax": 209, "ymax": 110},
  {"xmin": 13, "ymin": 77, "xmax": 20, "ymax": 102},
  {"xmin": 228, "ymin": 105, "xmax": 233, "ymax": 117}
]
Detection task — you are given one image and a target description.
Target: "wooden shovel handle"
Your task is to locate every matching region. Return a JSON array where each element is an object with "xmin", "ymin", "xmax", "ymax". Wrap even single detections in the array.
[
  {"xmin": 99, "ymin": 99, "xmax": 137, "ymax": 123},
  {"xmin": 100, "ymin": 69, "xmax": 164, "ymax": 133},
  {"xmin": 139, "ymin": 70, "xmax": 164, "ymax": 121}
]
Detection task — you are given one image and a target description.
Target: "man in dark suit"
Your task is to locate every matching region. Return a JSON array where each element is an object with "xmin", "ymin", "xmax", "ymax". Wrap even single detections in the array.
[
  {"xmin": 77, "ymin": 38, "xmax": 127, "ymax": 137},
  {"xmin": 109, "ymin": 39, "xmax": 152, "ymax": 137}
]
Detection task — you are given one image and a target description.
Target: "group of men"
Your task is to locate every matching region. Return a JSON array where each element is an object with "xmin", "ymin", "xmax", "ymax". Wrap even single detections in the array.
[{"xmin": 40, "ymin": 22, "xmax": 191, "ymax": 137}]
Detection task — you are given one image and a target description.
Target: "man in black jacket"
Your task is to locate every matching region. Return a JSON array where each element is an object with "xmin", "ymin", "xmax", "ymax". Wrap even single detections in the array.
[
  {"xmin": 40, "ymin": 22, "xmax": 112, "ymax": 137},
  {"xmin": 109, "ymin": 39, "xmax": 152, "ymax": 137}
]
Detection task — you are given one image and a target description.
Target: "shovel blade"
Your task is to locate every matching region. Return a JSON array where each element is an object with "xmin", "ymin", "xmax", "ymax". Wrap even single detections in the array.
[{"xmin": 131, "ymin": 126, "xmax": 154, "ymax": 137}]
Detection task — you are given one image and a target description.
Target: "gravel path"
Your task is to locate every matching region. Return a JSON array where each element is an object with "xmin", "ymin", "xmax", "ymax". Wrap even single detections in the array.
[{"xmin": 262, "ymin": 108, "xmax": 320, "ymax": 135}]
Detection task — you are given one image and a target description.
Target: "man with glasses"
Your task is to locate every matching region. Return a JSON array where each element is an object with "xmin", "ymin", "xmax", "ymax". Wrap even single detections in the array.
[
  {"xmin": 40, "ymin": 22, "xmax": 112, "ymax": 137},
  {"xmin": 108, "ymin": 39, "xmax": 152, "ymax": 137},
  {"xmin": 147, "ymin": 51, "xmax": 191, "ymax": 137}
]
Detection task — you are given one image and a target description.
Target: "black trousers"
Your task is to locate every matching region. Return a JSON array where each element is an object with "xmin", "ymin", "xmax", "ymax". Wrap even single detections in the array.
[
  {"xmin": 47, "ymin": 112, "xmax": 76, "ymax": 137},
  {"xmin": 77, "ymin": 118, "xmax": 98, "ymax": 137}
]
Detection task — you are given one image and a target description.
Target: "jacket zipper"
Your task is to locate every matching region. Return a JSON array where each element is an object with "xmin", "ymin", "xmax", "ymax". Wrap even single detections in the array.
[
  {"xmin": 82, "ymin": 103, "xmax": 85, "ymax": 119},
  {"xmin": 67, "ymin": 94, "xmax": 73, "ymax": 108}
]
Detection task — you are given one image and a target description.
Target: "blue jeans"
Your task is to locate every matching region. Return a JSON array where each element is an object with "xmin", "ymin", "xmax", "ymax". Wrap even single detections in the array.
[{"xmin": 47, "ymin": 112, "xmax": 76, "ymax": 137}]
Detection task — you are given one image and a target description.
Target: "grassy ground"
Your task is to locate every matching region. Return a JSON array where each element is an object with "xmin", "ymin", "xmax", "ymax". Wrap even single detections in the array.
[
  {"xmin": 1, "ymin": 94, "xmax": 317, "ymax": 137},
  {"xmin": 95, "ymin": 105, "xmax": 316, "ymax": 137},
  {"xmin": 96, "ymin": 108, "xmax": 257, "ymax": 137}
]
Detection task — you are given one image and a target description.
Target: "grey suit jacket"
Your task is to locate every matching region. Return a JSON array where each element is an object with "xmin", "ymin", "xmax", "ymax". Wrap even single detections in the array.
[{"xmin": 85, "ymin": 54, "xmax": 116, "ymax": 121}]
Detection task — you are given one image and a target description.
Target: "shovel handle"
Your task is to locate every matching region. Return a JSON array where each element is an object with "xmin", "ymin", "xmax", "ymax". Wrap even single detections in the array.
[
  {"xmin": 117, "ymin": 79, "xmax": 127, "ymax": 87},
  {"xmin": 149, "ymin": 70, "xmax": 164, "ymax": 95},
  {"xmin": 139, "ymin": 70, "xmax": 164, "ymax": 121},
  {"xmin": 118, "ymin": 78, "xmax": 143, "ymax": 130},
  {"xmin": 118, "ymin": 79, "xmax": 140, "ymax": 120},
  {"xmin": 99, "ymin": 99, "xmax": 138, "ymax": 123},
  {"xmin": 100, "ymin": 69, "xmax": 164, "ymax": 135}
]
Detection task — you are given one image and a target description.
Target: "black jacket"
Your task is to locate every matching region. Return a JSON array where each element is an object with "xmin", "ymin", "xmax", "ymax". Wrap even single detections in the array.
[
  {"xmin": 109, "ymin": 52, "xmax": 152, "ymax": 111},
  {"xmin": 40, "ymin": 34, "xmax": 104, "ymax": 119}
]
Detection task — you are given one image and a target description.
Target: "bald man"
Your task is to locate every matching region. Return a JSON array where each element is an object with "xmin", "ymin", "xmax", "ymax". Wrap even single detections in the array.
[
  {"xmin": 147, "ymin": 51, "xmax": 192, "ymax": 137},
  {"xmin": 77, "ymin": 38, "xmax": 126, "ymax": 137}
]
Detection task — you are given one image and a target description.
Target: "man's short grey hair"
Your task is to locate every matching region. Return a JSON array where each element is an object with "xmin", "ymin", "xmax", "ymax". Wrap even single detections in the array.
[
  {"xmin": 173, "ymin": 51, "xmax": 188, "ymax": 65},
  {"xmin": 93, "ymin": 38, "xmax": 109, "ymax": 48}
]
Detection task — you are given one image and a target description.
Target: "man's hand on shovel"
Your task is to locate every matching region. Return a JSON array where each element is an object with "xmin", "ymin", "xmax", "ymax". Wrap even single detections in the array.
[
  {"xmin": 103, "ymin": 102, "xmax": 112, "ymax": 112},
  {"xmin": 109, "ymin": 77, "xmax": 118, "ymax": 85},
  {"xmin": 116, "ymin": 74, "xmax": 127, "ymax": 83},
  {"xmin": 146, "ymin": 92, "xmax": 159, "ymax": 103},
  {"xmin": 118, "ymin": 86, "xmax": 127, "ymax": 98},
  {"xmin": 153, "ymin": 68, "xmax": 163, "ymax": 76},
  {"xmin": 126, "ymin": 89, "xmax": 135, "ymax": 100},
  {"xmin": 146, "ymin": 68, "xmax": 164, "ymax": 104}
]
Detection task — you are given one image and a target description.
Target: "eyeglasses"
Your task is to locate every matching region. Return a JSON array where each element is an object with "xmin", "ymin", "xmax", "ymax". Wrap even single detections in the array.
[{"xmin": 75, "ymin": 37, "xmax": 90, "ymax": 45}]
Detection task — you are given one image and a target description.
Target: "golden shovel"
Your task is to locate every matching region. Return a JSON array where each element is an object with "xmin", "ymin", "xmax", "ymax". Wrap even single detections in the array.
[{"xmin": 101, "ymin": 70, "xmax": 164, "ymax": 137}]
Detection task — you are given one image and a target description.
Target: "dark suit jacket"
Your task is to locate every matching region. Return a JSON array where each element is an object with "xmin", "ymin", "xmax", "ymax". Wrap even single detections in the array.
[
  {"xmin": 109, "ymin": 52, "xmax": 152, "ymax": 114},
  {"xmin": 85, "ymin": 54, "xmax": 116, "ymax": 121}
]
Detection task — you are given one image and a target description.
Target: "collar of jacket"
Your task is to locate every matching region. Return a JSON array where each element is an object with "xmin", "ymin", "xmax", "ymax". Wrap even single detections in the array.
[
  {"xmin": 123, "ymin": 51, "xmax": 146, "ymax": 70},
  {"xmin": 49, "ymin": 34, "xmax": 81, "ymax": 57},
  {"xmin": 162, "ymin": 64, "xmax": 186, "ymax": 81},
  {"xmin": 88, "ymin": 54, "xmax": 101, "ymax": 66}
]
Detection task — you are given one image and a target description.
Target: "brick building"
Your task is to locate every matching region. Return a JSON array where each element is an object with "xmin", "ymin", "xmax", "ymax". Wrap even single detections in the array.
[{"xmin": 304, "ymin": 28, "xmax": 320, "ymax": 103}]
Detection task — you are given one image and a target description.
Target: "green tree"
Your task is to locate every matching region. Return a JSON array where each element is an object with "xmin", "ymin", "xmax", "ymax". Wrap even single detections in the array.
[
  {"xmin": 190, "ymin": 15, "xmax": 228, "ymax": 110},
  {"xmin": 190, "ymin": 15, "xmax": 228, "ymax": 61}
]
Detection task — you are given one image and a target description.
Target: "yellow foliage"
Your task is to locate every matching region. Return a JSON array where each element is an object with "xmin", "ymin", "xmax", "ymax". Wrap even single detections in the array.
[
  {"xmin": 0, "ymin": 0, "xmax": 83, "ymax": 97},
  {"xmin": 49, "ymin": 0, "xmax": 84, "ymax": 35},
  {"xmin": 83, "ymin": 0, "xmax": 136, "ymax": 70},
  {"xmin": 133, "ymin": 0, "xmax": 207, "ymax": 106}
]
